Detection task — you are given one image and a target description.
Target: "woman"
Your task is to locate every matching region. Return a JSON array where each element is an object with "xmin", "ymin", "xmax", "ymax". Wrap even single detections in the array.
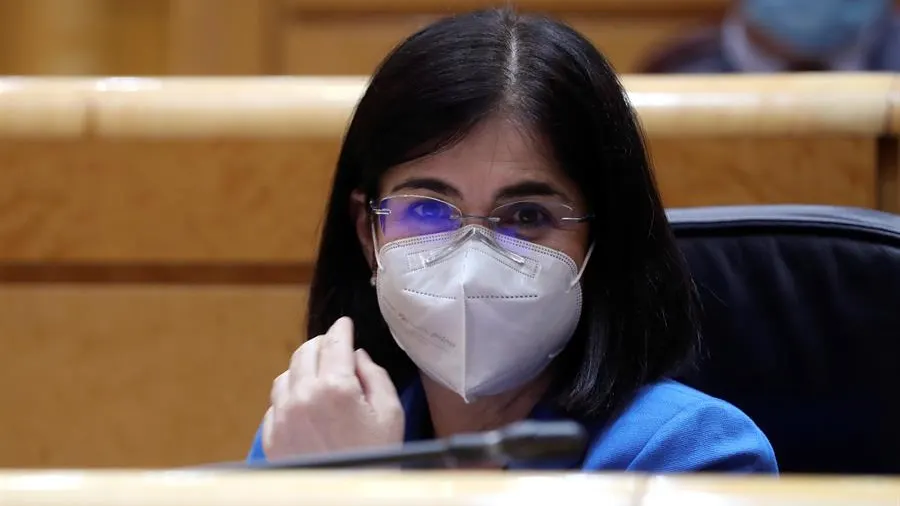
[{"xmin": 247, "ymin": 8, "xmax": 778, "ymax": 473}]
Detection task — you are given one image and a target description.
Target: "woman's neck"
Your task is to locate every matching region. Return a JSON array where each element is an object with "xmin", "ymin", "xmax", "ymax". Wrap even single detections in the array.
[{"xmin": 420, "ymin": 372, "xmax": 552, "ymax": 439}]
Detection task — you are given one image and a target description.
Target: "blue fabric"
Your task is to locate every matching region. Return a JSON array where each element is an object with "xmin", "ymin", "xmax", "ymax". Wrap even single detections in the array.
[
  {"xmin": 246, "ymin": 378, "xmax": 778, "ymax": 473},
  {"xmin": 247, "ymin": 425, "xmax": 266, "ymax": 463}
]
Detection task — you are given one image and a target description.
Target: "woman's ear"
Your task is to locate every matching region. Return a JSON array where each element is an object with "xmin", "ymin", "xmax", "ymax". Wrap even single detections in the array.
[{"xmin": 350, "ymin": 190, "xmax": 376, "ymax": 270}]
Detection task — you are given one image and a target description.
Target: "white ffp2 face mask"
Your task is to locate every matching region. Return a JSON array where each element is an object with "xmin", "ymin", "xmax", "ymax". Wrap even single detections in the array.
[{"xmin": 373, "ymin": 224, "xmax": 592, "ymax": 402}]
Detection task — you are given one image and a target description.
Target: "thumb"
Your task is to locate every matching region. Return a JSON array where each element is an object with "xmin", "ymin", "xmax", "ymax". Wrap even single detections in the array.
[
  {"xmin": 355, "ymin": 349, "xmax": 402, "ymax": 412},
  {"xmin": 261, "ymin": 406, "xmax": 276, "ymax": 454}
]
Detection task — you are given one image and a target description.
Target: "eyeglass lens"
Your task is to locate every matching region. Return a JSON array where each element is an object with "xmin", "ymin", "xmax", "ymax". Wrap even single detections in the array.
[{"xmin": 376, "ymin": 195, "xmax": 582, "ymax": 242}]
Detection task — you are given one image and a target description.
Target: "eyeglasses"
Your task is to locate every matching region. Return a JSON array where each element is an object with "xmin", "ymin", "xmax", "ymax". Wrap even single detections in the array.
[{"xmin": 370, "ymin": 194, "xmax": 592, "ymax": 242}]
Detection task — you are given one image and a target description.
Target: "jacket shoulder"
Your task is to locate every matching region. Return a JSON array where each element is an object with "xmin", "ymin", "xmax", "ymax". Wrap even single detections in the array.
[{"xmin": 582, "ymin": 381, "xmax": 778, "ymax": 473}]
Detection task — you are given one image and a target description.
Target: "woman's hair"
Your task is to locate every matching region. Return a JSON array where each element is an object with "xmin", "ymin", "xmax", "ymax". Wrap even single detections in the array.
[{"xmin": 307, "ymin": 8, "xmax": 700, "ymax": 420}]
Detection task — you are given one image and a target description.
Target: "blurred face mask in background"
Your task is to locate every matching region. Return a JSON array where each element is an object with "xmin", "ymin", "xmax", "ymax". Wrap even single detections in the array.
[{"xmin": 741, "ymin": 0, "xmax": 891, "ymax": 58}]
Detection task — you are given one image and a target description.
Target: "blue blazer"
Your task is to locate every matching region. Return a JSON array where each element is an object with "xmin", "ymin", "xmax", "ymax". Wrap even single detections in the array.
[{"xmin": 247, "ymin": 379, "xmax": 778, "ymax": 473}]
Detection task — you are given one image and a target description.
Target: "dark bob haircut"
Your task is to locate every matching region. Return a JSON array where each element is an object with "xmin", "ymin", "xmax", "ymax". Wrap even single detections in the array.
[{"xmin": 307, "ymin": 8, "xmax": 700, "ymax": 421}]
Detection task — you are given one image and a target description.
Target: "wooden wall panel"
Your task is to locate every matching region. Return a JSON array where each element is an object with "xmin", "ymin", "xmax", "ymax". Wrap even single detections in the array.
[
  {"xmin": 167, "ymin": 0, "xmax": 279, "ymax": 75},
  {"xmin": 0, "ymin": 140, "xmax": 338, "ymax": 263},
  {"xmin": 101, "ymin": 0, "xmax": 170, "ymax": 76},
  {"xmin": 0, "ymin": 137, "xmax": 876, "ymax": 266},
  {"xmin": 649, "ymin": 138, "xmax": 878, "ymax": 209},
  {"xmin": 0, "ymin": 0, "xmax": 169, "ymax": 76},
  {"xmin": 280, "ymin": 0, "xmax": 724, "ymax": 76},
  {"xmin": 0, "ymin": 0, "xmax": 729, "ymax": 77},
  {"xmin": 2, "ymin": 0, "xmax": 899, "ymax": 78},
  {"xmin": 0, "ymin": 0, "xmax": 105, "ymax": 74},
  {"xmin": 0, "ymin": 0, "xmax": 276, "ymax": 76},
  {"xmin": 0, "ymin": 285, "xmax": 308, "ymax": 468},
  {"xmin": 282, "ymin": 14, "xmax": 708, "ymax": 75},
  {"xmin": 282, "ymin": 15, "xmax": 435, "ymax": 76},
  {"xmin": 882, "ymin": 80, "xmax": 900, "ymax": 214},
  {"xmin": 0, "ymin": 75, "xmax": 893, "ymax": 263},
  {"xmin": 282, "ymin": 0, "xmax": 729, "ymax": 13},
  {"xmin": 280, "ymin": 0, "xmax": 900, "ymax": 75}
]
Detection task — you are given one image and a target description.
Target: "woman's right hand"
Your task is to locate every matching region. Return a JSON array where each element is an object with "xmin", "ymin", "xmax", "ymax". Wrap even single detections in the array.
[{"xmin": 261, "ymin": 316, "xmax": 405, "ymax": 460}]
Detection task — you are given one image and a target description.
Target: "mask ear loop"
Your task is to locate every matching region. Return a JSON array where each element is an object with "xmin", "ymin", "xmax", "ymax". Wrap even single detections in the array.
[
  {"xmin": 567, "ymin": 242, "xmax": 595, "ymax": 290},
  {"xmin": 369, "ymin": 222, "xmax": 384, "ymax": 287}
]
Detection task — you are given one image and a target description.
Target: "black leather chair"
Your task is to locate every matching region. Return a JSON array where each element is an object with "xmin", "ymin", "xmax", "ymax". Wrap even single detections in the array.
[{"xmin": 669, "ymin": 205, "xmax": 900, "ymax": 475}]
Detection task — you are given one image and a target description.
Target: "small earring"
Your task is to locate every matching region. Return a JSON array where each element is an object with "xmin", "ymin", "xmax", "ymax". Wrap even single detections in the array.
[{"xmin": 369, "ymin": 274, "xmax": 376, "ymax": 287}]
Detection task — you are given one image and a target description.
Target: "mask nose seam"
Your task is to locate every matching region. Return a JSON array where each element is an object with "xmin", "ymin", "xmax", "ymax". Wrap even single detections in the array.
[{"xmin": 464, "ymin": 294, "xmax": 539, "ymax": 300}]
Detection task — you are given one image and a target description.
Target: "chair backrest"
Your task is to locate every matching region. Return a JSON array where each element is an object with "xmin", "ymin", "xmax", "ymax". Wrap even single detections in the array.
[{"xmin": 669, "ymin": 205, "xmax": 900, "ymax": 475}]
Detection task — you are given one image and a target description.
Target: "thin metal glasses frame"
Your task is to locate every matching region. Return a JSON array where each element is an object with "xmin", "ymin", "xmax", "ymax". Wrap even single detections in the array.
[{"xmin": 368, "ymin": 194, "xmax": 594, "ymax": 227}]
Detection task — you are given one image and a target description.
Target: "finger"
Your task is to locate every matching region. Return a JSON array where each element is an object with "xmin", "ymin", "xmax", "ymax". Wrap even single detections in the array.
[
  {"xmin": 355, "ymin": 349, "xmax": 402, "ymax": 411},
  {"xmin": 317, "ymin": 316, "xmax": 357, "ymax": 378},
  {"xmin": 261, "ymin": 405, "xmax": 276, "ymax": 455},
  {"xmin": 270, "ymin": 371, "xmax": 290, "ymax": 407},
  {"xmin": 288, "ymin": 336, "xmax": 321, "ymax": 386}
]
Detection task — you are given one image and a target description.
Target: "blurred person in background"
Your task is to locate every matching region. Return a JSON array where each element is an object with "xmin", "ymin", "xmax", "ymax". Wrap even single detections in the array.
[{"xmin": 640, "ymin": 0, "xmax": 900, "ymax": 73}]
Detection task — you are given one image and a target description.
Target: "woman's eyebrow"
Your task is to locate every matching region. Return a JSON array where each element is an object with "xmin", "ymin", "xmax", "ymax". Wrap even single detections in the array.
[
  {"xmin": 389, "ymin": 178, "xmax": 462, "ymax": 198},
  {"xmin": 494, "ymin": 180, "xmax": 570, "ymax": 201}
]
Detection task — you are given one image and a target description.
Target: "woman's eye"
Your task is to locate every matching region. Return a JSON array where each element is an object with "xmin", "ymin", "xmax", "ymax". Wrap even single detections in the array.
[
  {"xmin": 409, "ymin": 201, "xmax": 449, "ymax": 220},
  {"xmin": 509, "ymin": 205, "xmax": 552, "ymax": 227}
]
